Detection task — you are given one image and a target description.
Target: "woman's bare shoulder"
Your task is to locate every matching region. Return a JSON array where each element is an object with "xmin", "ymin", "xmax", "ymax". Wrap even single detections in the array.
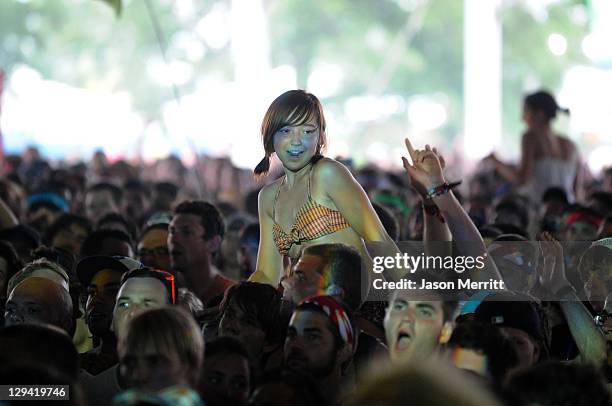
[
  {"xmin": 258, "ymin": 178, "xmax": 283, "ymax": 208},
  {"xmin": 313, "ymin": 157, "xmax": 352, "ymax": 178}
]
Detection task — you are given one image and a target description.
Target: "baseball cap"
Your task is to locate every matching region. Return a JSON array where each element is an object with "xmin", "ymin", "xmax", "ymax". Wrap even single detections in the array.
[
  {"xmin": 474, "ymin": 294, "xmax": 544, "ymax": 343},
  {"xmin": 76, "ymin": 255, "xmax": 142, "ymax": 287}
]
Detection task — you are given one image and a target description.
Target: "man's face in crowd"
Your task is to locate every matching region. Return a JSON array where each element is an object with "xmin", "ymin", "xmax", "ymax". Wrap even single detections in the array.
[
  {"xmin": 85, "ymin": 269, "xmax": 122, "ymax": 336},
  {"xmin": 201, "ymin": 352, "xmax": 250, "ymax": 406},
  {"xmin": 4, "ymin": 277, "xmax": 66, "ymax": 328},
  {"xmin": 219, "ymin": 299, "xmax": 267, "ymax": 361},
  {"xmin": 488, "ymin": 243, "xmax": 536, "ymax": 293},
  {"xmin": 501, "ymin": 326, "xmax": 539, "ymax": 370},
  {"xmin": 112, "ymin": 277, "xmax": 168, "ymax": 341},
  {"xmin": 384, "ymin": 293, "xmax": 451, "ymax": 363},
  {"xmin": 85, "ymin": 189, "xmax": 118, "ymax": 224},
  {"xmin": 51, "ymin": 222, "xmax": 89, "ymax": 256},
  {"xmin": 168, "ymin": 214, "xmax": 209, "ymax": 272},
  {"xmin": 584, "ymin": 261, "xmax": 612, "ymax": 309},
  {"xmin": 283, "ymin": 254, "xmax": 325, "ymax": 305},
  {"xmin": 284, "ymin": 309, "xmax": 340, "ymax": 378},
  {"xmin": 138, "ymin": 228, "xmax": 171, "ymax": 271},
  {"xmin": 120, "ymin": 343, "xmax": 189, "ymax": 392}
]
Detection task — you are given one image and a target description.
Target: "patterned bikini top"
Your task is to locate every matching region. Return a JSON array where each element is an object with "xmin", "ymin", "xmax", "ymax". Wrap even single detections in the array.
[{"xmin": 272, "ymin": 166, "xmax": 351, "ymax": 257}]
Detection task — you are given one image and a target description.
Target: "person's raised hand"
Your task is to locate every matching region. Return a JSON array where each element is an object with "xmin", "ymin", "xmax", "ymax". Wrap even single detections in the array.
[
  {"xmin": 538, "ymin": 231, "xmax": 569, "ymax": 294},
  {"xmin": 402, "ymin": 138, "xmax": 446, "ymax": 192}
]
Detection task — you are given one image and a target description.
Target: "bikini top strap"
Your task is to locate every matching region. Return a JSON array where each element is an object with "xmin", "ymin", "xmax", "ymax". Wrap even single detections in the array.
[
  {"xmin": 272, "ymin": 176, "xmax": 285, "ymax": 221},
  {"xmin": 307, "ymin": 163, "xmax": 314, "ymax": 200}
]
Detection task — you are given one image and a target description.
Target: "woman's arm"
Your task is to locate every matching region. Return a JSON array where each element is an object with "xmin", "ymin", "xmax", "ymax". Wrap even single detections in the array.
[
  {"xmin": 316, "ymin": 159, "xmax": 394, "ymax": 244},
  {"xmin": 316, "ymin": 159, "xmax": 405, "ymax": 282},
  {"xmin": 249, "ymin": 185, "xmax": 284, "ymax": 286},
  {"xmin": 491, "ymin": 134, "xmax": 534, "ymax": 186}
]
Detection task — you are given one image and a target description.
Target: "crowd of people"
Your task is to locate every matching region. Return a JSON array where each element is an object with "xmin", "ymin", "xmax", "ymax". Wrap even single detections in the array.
[{"xmin": 0, "ymin": 89, "xmax": 611, "ymax": 405}]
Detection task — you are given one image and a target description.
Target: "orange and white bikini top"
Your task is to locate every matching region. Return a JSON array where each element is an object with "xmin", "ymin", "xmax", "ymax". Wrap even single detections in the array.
[{"xmin": 271, "ymin": 165, "xmax": 351, "ymax": 257}]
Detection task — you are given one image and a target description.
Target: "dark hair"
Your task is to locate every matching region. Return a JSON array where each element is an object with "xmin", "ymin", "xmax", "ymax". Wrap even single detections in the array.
[
  {"xmin": 87, "ymin": 182, "xmax": 123, "ymax": 205},
  {"xmin": 120, "ymin": 267, "xmax": 176, "ymax": 304},
  {"xmin": 589, "ymin": 191, "xmax": 612, "ymax": 216},
  {"xmin": 0, "ymin": 240, "xmax": 24, "ymax": 293},
  {"xmin": 0, "ymin": 224, "xmax": 41, "ymax": 257},
  {"xmin": 372, "ymin": 203, "xmax": 400, "ymax": 242},
  {"xmin": 0, "ymin": 324, "xmax": 79, "ymax": 379},
  {"xmin": 494, "ymin": 198, "xmax": 529, "ymax": 230},
  {"xmin": 154, "ymin": 182, "xmax": 179, "ymax": 200},
  {"xmin": 447, "ymin": 322, "xmax": 519, "ymax": 384},
  {"xmin": 509, "ymin": 361, "xmax": 610, "ymax": 406},
  {"xmin": 301, "ymin": 243, "xmax": 364, "ymax": 311},
  {"xmin": 541, "ymin": 187, "xmax": 569, "ymax": 205},
  {"xmin": 220, "ymin": 282, "xmax": 282, "ymax": 344},
  {"xmin": 205, "ymin": 336, "xmax": 250, "ymax": 361},
  {"xmin": 174, "ymin": 200, "xmax": 225, "ymax": 240},
  {"xmin": 97, "ymin": 212, "xmax": 138, "ymax": 242},
  {"xmin": 254, "ymin": 368, "xmax": 329, "ymax": 406},
  {"xmin": 524, "ymin": 90, "xmax": 569, "ymax": 122},
  {"xmin": 124, "ymin": 180, "xmax": 151, "ymax": 198},
  {"xmin": 79, "ymin": 228, "xmax": 133, "ymax": 258},
  {"xmin": 255, "ymin": 90, "xmax": 327, "ymax": 176},
  {"xmin": 44, "ymin": 214, "xmax": 92, "ymax": 246},
  {"xmin": 478, "ymin": 225, "xmax": 503, "ymax": 241}
]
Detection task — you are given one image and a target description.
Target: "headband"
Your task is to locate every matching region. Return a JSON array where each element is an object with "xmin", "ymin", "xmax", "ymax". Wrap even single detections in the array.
[{"xmin": 301, "ymin": 295, "xmax": 354, "ymax": 349}]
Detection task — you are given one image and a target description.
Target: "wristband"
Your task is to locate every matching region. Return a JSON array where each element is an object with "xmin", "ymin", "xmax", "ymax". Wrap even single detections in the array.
[{"xmin": 426, "ymin": 181, "xmax": 461, "ymax": 199}]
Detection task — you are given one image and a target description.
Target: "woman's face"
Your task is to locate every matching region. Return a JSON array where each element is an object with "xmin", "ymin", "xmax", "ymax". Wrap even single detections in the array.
[
  {"xmin": 522, "ymin": 104, "xmax": 536, "ymax": 128},
  {"xmin": 522, "ymin": 104, "xmax": 547, "ymax": 129},
  {"xmin": 273, "ymin": 119, "xmax": 319, "ymax": 172}
]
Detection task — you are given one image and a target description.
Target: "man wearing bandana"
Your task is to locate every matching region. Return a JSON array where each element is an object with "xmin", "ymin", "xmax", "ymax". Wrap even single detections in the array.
[{"xmin": 284, "ymin": 295, "xmax": 355, "ymax": 403}]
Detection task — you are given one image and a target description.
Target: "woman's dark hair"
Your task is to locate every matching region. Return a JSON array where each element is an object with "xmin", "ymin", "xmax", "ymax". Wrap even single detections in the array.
[
  {"xmin": 524, "ymin": 90, "xmax": 569, "ymax": 122},
  {"xmin": 255, "ymin": 90, "xmax": 327, "ymax": 176}
]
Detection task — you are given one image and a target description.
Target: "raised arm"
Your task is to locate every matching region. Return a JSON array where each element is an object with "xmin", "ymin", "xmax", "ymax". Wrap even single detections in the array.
[
  {"xmin": 402, "ymin": 139, "xmax": 502, "ymax": 283},
  {"xmin": 409, "ymin": 147, "xmax": 452, "ymax": 256},
  {"xmin": 489, "ymin": 134, "xmax": 534, "ymax": 186},
  {"xmin": 249, "ymin": 185, "xmax": 284, "ymax": 286},
  {"xmin": 539, "ymin": 232, "xmax": 606, "ymax": 366}
]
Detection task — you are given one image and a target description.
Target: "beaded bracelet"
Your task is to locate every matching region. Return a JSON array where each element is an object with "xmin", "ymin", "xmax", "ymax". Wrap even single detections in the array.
[{"xmin": 425, "ymin": 181, "xmax": 461, "ymax": 200}]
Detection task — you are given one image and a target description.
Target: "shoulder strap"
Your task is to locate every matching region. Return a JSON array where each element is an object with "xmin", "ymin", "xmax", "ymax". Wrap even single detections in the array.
[
  {"xmin": 272, "ymin": 177, "xmax": 285, "ymax": 221},
  {"xmin": 307, "ymin": 163, "xmax": 314, "ymax": 200}
]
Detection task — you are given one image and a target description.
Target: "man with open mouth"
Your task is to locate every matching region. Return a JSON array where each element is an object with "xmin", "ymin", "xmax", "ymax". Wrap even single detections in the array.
[{"xmin": 384, "ymin": 287, "xmax": 459, "ymax": 363}]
